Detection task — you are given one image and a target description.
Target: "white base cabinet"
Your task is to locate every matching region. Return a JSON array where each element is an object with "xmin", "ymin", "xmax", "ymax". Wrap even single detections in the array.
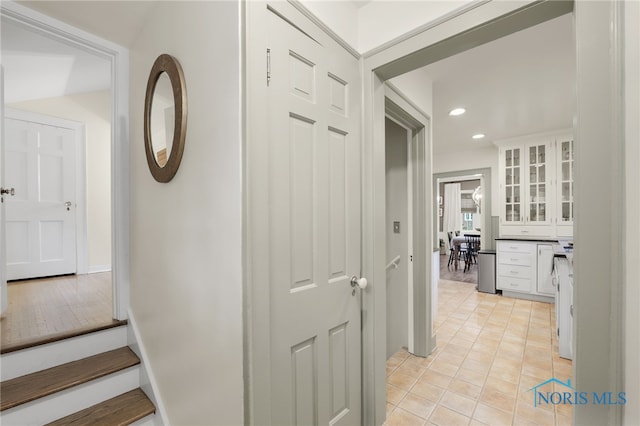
[{"xmin": 496, "ymin": 241, "xmax": 555, "ymax": 302}]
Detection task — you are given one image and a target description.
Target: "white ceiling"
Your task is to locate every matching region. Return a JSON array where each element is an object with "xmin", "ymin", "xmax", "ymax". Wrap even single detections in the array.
[
  {"xmin": 1, "ymin": 18, "xmax": 111, "ymax": 104},
  {"xmin": 3, "ymin": 2, "xmax": 574, "ymax": 152},
  {"xmin": 421, "ymin": 13, "xmax": 575, "ymax": 154}
]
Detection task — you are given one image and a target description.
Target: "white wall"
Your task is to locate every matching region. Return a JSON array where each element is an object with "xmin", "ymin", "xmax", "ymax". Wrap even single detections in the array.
[
  {"xmin": 624, "ymin": 1, "xmax": 640, "ymax": 424},
  {"xmin": 301, "ymin": 0, "xmax": 474, "ymax": 54},
  {"xmin": 129, "ymin": 2, "xmax": 242, "ymax": 425},
  {"xmin": 385, "ymin": 118, "xmax": 409, "ymax": 359},
  {"xmin": 389, "ymin": 69, "xmax": 433, "ymax": 119},
  {"xmin": 9, "ymin": 91, "xmax": 112, "ymax": 271},
  {"xmin": 299, "ymin": 0, "xmax": 359, "ymax": 48},
  {"xmin": 357, "ymin": 1, "xmax": 474, "ymax": 53}
]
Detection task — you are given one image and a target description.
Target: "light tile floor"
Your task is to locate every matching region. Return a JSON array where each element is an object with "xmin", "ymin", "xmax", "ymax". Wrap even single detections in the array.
[{"xmin": 385, "ymin": 279, "xmax": 573, "ymax": 426}]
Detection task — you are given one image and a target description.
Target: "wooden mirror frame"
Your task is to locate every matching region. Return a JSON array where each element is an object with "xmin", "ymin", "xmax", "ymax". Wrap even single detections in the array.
[{"xmin": 144, "ymin": 54, "xmax": 187, "ymax": 183}]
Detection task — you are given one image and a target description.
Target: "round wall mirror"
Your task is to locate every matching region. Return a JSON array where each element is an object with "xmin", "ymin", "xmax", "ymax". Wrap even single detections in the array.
[{"xmin": 144, "ymin": 54, "xmax": 187, "ymax": 182}]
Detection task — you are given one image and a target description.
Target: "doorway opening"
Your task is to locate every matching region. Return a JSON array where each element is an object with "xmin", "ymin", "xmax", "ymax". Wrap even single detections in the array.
[
  {"xmin": 365, "ymin": 1, "xmax": 570, "ymax": 423},
  {"xmin": 0, "ymin": 3, "xmax": 130, "ymax": 350}
]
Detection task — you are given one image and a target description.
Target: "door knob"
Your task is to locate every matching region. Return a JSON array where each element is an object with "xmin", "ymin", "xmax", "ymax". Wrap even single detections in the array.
[
  {"xmin": 350, "ymin": 276, "xmax": 368, "ymax": 290},
  {"xmin": 65, "ymin": 201, "xmax": 72, "ymax": 211},
  {"xmin": 0, "ymin": 187, "xmax": 15, "ymax": 196}
]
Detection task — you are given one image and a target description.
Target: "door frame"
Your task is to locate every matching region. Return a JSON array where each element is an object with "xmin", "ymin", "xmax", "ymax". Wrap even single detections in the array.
[
  {"xmin": 4, "ymin": 108, "xmax": 88, "ymax": 276},
  {"xmin": 1, "ymin": 2, "xmax": 131, "ymax": 320},
  {"xmin": 434, "ymin": 170, "xmax": 492, "ymax": 252},
  {"xmin": 362, "ymin": 1, "xmax": 626, "ymax": 425},
  {"xmin": 384, "ymin": 83, "xmax": 432, "ymax": 358}
]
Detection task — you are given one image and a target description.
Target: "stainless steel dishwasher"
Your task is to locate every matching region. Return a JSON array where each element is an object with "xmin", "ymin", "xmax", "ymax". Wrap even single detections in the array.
[{"xmin": 477, "ymin": 250, "xmax": 497, "ymax": 294}]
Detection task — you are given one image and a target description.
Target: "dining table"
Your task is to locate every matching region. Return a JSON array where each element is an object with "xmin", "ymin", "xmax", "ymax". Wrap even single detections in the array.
[{"xmin": 451, "ymin": 232, "xmax": 481, "ymax": 270}]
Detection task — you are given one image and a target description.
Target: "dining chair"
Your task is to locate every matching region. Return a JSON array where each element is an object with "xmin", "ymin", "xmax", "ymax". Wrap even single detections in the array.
[{"xmin": 463, "ymin": 234, "xmax": 481, "ymax": 272}]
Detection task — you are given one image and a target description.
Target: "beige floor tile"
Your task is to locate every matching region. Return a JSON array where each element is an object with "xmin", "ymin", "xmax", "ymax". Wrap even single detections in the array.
[
  {"xmin": 468, "ymin": 420, "xmax": 488, "ymax": 426},
  {"xmin": 447, "ymin": 378, "xmax": 482, "ymax": 400},
  {"xmin": 385, "ymin": 407, "xmax": 427, "ymax": 426},
  {"xmin": 472, "ymin": 402, "xmax": 513, "ymax": 426},
  {"xmin": 389, "ymin": 371, "xmax": 420, "ymax": 391},
  {"xmin": 388, "ymin": 383, "xmax": 408, "ymax": 405},
  {"xmin": 488, "ymin": 364, "xmax": 521, "ymax": 384},
  {"xmin": 515, "ymin": 400, "xmax": 555, "ymax": 425},
  {"xmin": 483, "ymin": 375, "xmax": 518, "ymax": 395},
  {"xmin": 387, "ymin": 402, "xmax": 396, "ymax": 417},
  {"xmin": 411, "ymin": 379, "xmax": 446, "ymax": 403},
  {"xmin": 439, "ymin": 391, "xmax": 476, "ymax": 417},
  {"xmin": 479, "ymin": 388, "xmax": 516, "ymax": 413},
  {"xmin": 455, "ymin": 367, "xmax": 487, "ymax": 387},
  {"xmin": 429, "ymin": 359, "xmax": 460, "ymax": 377},
  {"xmin": 396, "ymin": 362, "xmax": 427, "ymax": 379},
  {"xmin": 429, "ymin": 406, "xmax": 471, "ymax": 426},
  {"xmin": 422, "ymin": 369, "xmax": 454, "ymax": 389},
  {"xmin": 398, "ymin": 392, "xmax": 437, "ymax": 419}
]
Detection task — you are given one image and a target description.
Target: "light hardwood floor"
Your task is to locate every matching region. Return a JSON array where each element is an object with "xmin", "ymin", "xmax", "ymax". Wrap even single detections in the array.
[
  {"xmin": 386, "ymin": 279, "xmax": 572, "ymax": 426},
  {"xmin": 1, "ymin": 273, "xmax": 115, "ymax": 352}
]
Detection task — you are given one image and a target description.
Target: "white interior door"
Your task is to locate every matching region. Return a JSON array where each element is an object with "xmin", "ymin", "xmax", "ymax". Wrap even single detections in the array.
[
  {"xmin": 1, "ymin": 66, "xmax": 7, "ymax": 312},
  {"xmin": 4, "ymin": 113, "xmax": 77, "ymax": 280},
  {"xmin": 267, "ymin": 9, "xmax": 362, "ymax": 425}
]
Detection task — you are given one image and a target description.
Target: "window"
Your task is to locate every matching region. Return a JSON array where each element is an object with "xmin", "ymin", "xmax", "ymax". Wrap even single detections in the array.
[{"xmin": 462, "ymin": 213, "xmax": 474, "ymax": 230}]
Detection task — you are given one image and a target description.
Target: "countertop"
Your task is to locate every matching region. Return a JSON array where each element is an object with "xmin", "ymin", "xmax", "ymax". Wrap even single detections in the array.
[{"xmin": 495, "ymin": 237, "xmax": 560, "ymax": 243}]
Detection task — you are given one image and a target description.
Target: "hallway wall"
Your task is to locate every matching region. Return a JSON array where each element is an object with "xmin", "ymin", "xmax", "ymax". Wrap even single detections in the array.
[
  {"xmin": 129, "ymin": 2, "xmax": 242, "ymax": 424},
  {"xmin": 385, "ymin": 118, "xmax": 409, "ymax": 358}
]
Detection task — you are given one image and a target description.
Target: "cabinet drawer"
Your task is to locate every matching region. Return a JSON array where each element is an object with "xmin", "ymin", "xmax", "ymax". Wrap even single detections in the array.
[
  {"xmin": 500, "ymin": 225, "xmax": 553, "ymax": 238},
  {"xmin": 497, "ymin": 242, "xmax": 535, "ymax": 254},
  {"xmin": 498, "ymin": 264, "xmax": 532, "ymax": 279},
  {"xmin": 498, "ymin": 276, "xmax": 532, "ymax": 293},
  {"xmin": 497, "ymin": 252, "xmax": 533, "ymax": 267}
]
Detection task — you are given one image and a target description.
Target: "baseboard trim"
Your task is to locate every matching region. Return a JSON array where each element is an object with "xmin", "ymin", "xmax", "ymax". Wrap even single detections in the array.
[
  {"xmin": 88, "ymin": 265, "xmax": 112, "ymax": 274},
  {"xmin": 127, "ymin": 309, "xmax": 169, "ymax": 426}
]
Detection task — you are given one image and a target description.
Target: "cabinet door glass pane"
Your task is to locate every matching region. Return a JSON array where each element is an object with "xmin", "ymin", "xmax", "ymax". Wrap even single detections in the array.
[
  {"xmin": 513, "ymin": 149, "xmax": 520, "ymax": 166},
  {"xmin": 514, "ymin": 186, "xmax": 520, "ymax": 203},
  {"xmin": 539, "ymin": 164, "xmax": 545, "ymax": 181},
  {"xmin": 562, "ymin": 182, "xmax": 570, "ymax": 201},
  {"xmin": 530, "ymin": 185, "xmax": 537, "ymax": 202},
  {"xmin": 514, "ymin": 167, "xmax": 520, "ymax": 184},
  {"xmin": 506, "ymin": 186, "xmax": 512, "ymax": 203},
  {"xmin": 506, "ymin": 204, "xmax": 513, "ymax": 221},
  {"xmin": 539, "ymin": 184, "xmax": 545, "ymax": 202},
  {"xmin": 530, "ymin": 166, "xmax": 537, "ymax": 184},
  {"xmin": 562, "ymin": 203, "xmax": 571, "ymax": 221},
  {"xmin": 562, "ymin": 141, "xmax": 570, "ymax": 161},
  {"xmin": 506, "ymin": 168, "xmax": 512, "ymax": 185},
  {"xmin": 538, "ymin": 145, "xmax": 545, "ymax": 163},
  {"xmin": 514, "ymin": 204, "xmax": 520, "ymax": 221},
  {"xmin": 562, "ymin": 162, "xmax": 570, "ymax": 181},
  {"xmin": 506, "ymin": 150, "xmax": 512, "ymax": 167},
  {"xmin": 539, "ymin": 203, "xmax": 546, "ymax": 221},
  {"xmin": 529, "ymin": 146, "xmax": 536, "ymax": 164},
  {"xmin": 530, "ymin": 204, "xmax": 537, "ymax": 221}
]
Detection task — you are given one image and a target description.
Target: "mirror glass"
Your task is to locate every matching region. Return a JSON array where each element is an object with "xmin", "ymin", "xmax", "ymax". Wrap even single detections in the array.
[{"xmin": 149, "ymin": 72, "xmax": 175, "ymax": 167}]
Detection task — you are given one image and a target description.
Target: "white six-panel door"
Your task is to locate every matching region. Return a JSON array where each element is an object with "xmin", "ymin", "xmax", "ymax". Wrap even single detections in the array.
[
  {"xmin": 267, "ymin": 9, "xmax": 362, "ymax": 425},
  {"xmin": 4, "ymin": 115, "xmax": 77, "ymax": 280}
]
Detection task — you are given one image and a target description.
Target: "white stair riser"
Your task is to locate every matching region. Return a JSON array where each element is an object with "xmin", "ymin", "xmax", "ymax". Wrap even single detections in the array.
[
  {"xmin": 130, "ymin": 414, "xmax": 158, "ymax": 426},
  {"xmin": 0, "ymin": 366, "xmax": 139, "ymax": 426},
  {"xmin": 1, "ymin": 326, "xmax": 127, "ymax": 381}
]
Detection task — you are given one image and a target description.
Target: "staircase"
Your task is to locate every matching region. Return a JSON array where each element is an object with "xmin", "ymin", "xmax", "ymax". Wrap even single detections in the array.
[{"xmin": 1, "ymin": 323, "xmax": 157, "ymax": 425}]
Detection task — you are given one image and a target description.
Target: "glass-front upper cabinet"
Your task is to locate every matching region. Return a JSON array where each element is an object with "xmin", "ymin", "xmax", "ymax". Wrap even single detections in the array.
[
  {"xmin": 503, "ymin": 147, "xmax": 522, "ymax": 223},
  {"xmin": 528, "ymin": 143, "xmax": 547, "ymax": 224},
  {"xmin": 558, "ymin": 138, "xmax": 574, "ymax": 224},
  {"xmin": 500, "ymin": 141, "xmax": 552, "ymax": 226}
]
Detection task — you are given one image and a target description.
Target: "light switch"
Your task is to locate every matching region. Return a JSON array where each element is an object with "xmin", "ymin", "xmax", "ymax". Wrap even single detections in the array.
[{"xmin": 393, "ymin": 221, "xmax": 400, "ymax": 233}]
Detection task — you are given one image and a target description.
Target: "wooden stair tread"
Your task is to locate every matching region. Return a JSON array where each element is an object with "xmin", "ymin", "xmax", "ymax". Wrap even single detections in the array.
[
  {"xmin": 45, "ymin": 389, "xmax": 155, "ymax": 426},
  {"xmin": 1, "ymin": 347, "xmax": 140, "ymax": 411}
]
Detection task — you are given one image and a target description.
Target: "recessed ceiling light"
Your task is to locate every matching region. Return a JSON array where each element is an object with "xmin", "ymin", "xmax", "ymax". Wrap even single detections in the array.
[
  {"xmin": 472, "ymin": 133, "xmax": 486, "ymax": 140},
  {"xmin": 449, "ymin": 107, "xmax": 466, "ymax": 116}
]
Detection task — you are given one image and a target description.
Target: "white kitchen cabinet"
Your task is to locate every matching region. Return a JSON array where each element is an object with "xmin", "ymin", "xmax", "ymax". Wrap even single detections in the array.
[
  {"xmin": 536, "ymin": 244, "xmax": 555, "ymax": 295},
  {"xmin": 498, "ymin": 132, "xmax": 574, "ymax": 239},
  {"xmin": 499, "ymin": 140, "xmax": 553, "ymax": 237},
  {"xmin": 554, "ymin": 256, "xmax": 573, "ymax": 359},
  {"xmin": 496, "ymin": 240, "xmax": 555, "ymax": 302},
  {"xmin": 556, "ymin": 137, "xmax": 574, "ymax": 237}
]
